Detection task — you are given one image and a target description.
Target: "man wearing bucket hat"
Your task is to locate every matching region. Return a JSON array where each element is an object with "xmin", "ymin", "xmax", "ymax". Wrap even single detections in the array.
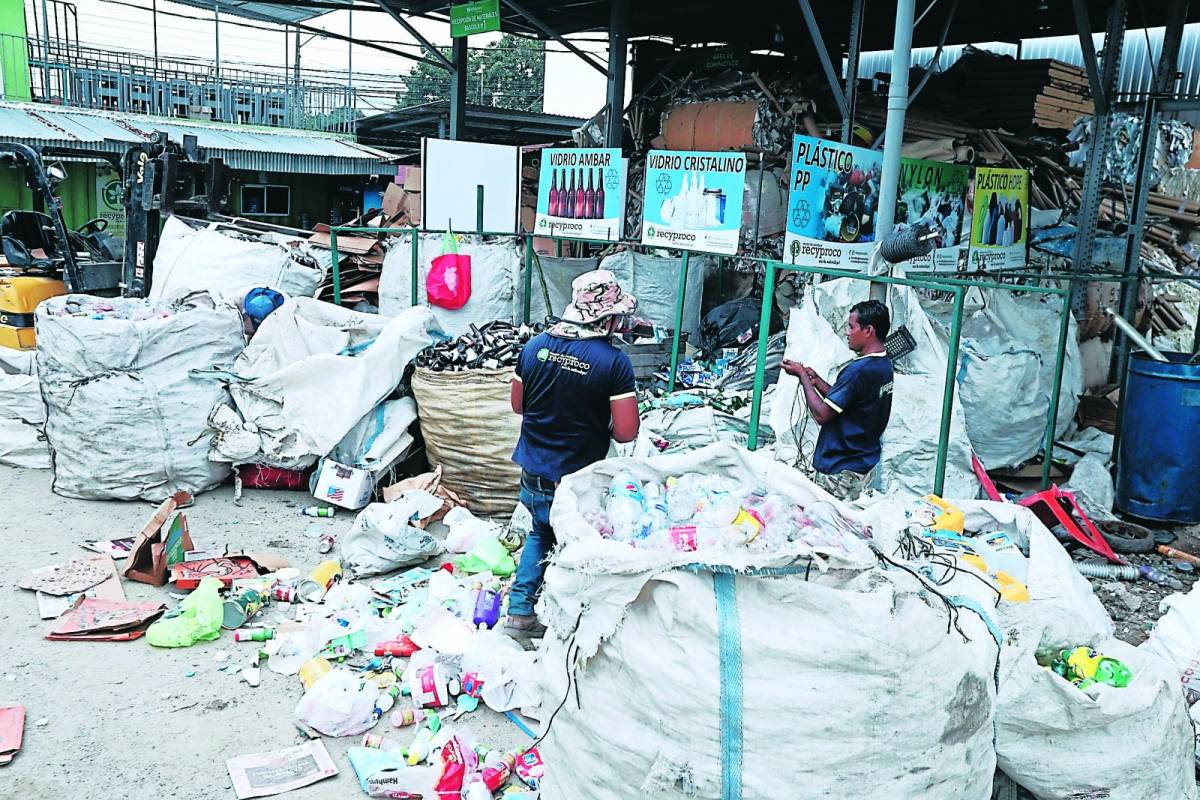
[{"xmin": 506, "ymin": 269, "xmax": 641, "ymax": 639}]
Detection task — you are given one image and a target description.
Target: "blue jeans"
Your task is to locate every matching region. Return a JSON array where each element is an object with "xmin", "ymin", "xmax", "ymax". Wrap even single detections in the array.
[{"xmin": 509, "ymin": 480, "xmax": 556, "ymax": 618}]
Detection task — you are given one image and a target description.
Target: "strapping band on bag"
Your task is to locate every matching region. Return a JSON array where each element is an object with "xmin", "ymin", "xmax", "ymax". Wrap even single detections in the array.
[{"xmin": 681, "ymin": 562, "xmax": 810, "ymax": 800}]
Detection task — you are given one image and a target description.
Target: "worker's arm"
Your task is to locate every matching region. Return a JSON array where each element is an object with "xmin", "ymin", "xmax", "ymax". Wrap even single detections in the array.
[
  {"xmin": 610, "ymin": 396, "xmax": 640, "ymax": 443},
  {"xmin": 799, "ymin": 369, "xmax": 838, "ymax": 426},
  {"xmin": 510, "ymin": 377, "xmax": 523, "ymax": 414},
  {"xmin": 609, "ymin": 352, "xmax": 639, "ymax": 443}
]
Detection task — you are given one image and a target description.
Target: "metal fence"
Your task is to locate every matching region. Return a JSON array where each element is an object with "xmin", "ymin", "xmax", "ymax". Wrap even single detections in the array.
[{"xmin": 2, "ymin": 33, "xmax": 362, "ymax": 133}]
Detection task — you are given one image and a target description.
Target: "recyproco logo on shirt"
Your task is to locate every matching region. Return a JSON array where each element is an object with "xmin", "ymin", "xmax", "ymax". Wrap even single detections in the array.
[
  {"xmin": 537, "ymin": 347, "xmax": 550, "ymax": 362},
  {"xmin": 539, "ymin": 349, "xmax": 592, "ymax": 375}
]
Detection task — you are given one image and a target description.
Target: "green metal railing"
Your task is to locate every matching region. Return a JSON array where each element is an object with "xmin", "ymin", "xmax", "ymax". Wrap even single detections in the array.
[{"xmin": 327, "ymin": 224, "xmax": 1076, "ymax": 496}]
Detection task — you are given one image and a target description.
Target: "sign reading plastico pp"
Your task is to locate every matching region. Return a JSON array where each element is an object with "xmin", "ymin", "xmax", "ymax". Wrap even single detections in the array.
[
  {"xmin": 784, "ymin": 134, "xmax": 883, "ymax": 269},
  {"xmin": 968, "ymin": 167, "xmax": 1029, "ymax": 270},
  {"xmin": 535, "ymin": 148, "xmax": 628, "ymax": 242},
  {"xmin": 641, "ymin": 149, "xmax": 746, "ymax": 256},
  {"xmin": 450, "ymin": 0, "xmax": 499, "ymax": 37},
  {"xmin": 896, "ymin": 157, "xmax": 972, "ymax": 271}
]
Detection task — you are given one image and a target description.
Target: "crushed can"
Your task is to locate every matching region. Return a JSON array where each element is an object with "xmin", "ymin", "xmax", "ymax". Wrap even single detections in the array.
[
  {"xmin": 297, "ymin": 560, "xmax": 342, "ymax": 602},
  {"xmin": 221, "ymin": 587, "xmax": 265, "ymax": 629}
]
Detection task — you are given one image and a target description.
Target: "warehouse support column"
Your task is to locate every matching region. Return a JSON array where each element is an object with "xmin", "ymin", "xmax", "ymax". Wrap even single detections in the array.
[
  {"xmin": 1110, "ymin": 0, "xmax": 1189, "ymax": 469},
  {"xmin": 605, "ymin": 0, "xmax": 629, "ymax": 148},
  {"xmin": 449, "ymin": 37, "xmax": 468, "ymax": 140},
  {"xmin": 841, "ymin": 0, "xmax": 865, "ymax": 144},
  {"xmin": 869, "ymin": 0, "xmax": 915, "ymax": 301},
  {"xmin": 1070, "ymin": 0, "xmax": 1126, "ymax": 310}
]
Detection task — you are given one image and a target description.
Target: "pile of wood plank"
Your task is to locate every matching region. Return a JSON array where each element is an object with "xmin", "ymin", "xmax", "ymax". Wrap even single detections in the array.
[{"xmin": 933, "ymin": 52, "xmax": 1094, "ymax": 132}]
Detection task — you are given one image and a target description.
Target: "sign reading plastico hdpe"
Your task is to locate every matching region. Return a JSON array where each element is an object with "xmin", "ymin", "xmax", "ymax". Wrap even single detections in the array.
[
  {"xmin": 641, "ymin": 149, "xmax": 746, "ymax": 256},
  {"xmin": 968, "ymin": 167, "xmax": 1029, "ymax": 270},
  {"xmin": 784, "ymin": 134, "xmax": 883, "ymax": 269},
  {"xmin": 450, "ymin": 0, "xmax": 499, "ymax": 37},
  {"xmin": 535, "ymin": 148, "xmax": 628, "ymax": 242},
  {"xmin": 896, "ymin": 157, "xmax": 971, "ymax": 271}
]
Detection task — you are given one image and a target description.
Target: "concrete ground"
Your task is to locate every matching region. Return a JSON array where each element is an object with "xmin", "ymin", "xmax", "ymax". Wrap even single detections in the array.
[{"xmin": 0, "ymin": 465, "xmax": 529, "ymax": 800}]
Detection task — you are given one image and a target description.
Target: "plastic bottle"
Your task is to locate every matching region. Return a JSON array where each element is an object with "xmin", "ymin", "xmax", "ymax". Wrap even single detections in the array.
[
  {"xmin": 464, "ymin": 780, "xmax": 492, "ymax": 800},
  {"xmin": 389, "ymin": 708, "xmax": 430, "ymax": 729},
  {"xmin": 472, "ymin": 583, "xmax": 502, "ymax": 629},
  {"xmin": 641, "ymin": 482, "xmax": 671, "ymax": 539},
  {"xmin": 233, "ymin": 628, "xmax": 274, "ymax": 642},
  {"xmin": 362, "ymin": 733, "xmax": 404, "ymax": 752},
  {"xmin": 300, "ymin": 506, "xmax": 336, "ymax": 518},
  {"xmin": 481, "ymin": 751, "xmax": 519, "ymax": 791},
  {"xmin": 1139, "ymin": 564, "xmax": 1186, "ymax": 591},
  {"xmin": 607, "ymin": 472, "xmax": 646, "ymax": 541},
  {"xmin": 406, "ymin": 725, "xmax": 435, "ymax": 766},
  {"xmin": 373, "ymin": 685, "xmax": 401, "ymax": 719}
]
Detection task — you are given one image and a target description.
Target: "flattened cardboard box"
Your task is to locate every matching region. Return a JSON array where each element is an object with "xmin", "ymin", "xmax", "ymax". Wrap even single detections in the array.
[{"xmin": 123, "ymin": 491, "xmax": 195, "ymax": 586}]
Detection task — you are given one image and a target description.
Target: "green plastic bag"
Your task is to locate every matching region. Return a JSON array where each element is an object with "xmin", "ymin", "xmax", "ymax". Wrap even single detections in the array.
[
  {"xmin": 453, "ymin": 537, "xmax": 516, "ymax": 577},
  {"xmin": 146, "ymin": 576, "xmax": 224, "ymax": 647}
]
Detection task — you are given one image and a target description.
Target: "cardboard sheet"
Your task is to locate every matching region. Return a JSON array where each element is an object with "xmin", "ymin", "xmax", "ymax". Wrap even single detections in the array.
[
  {"xmin": 46, "ymin": 598, "xmax": 166, "ymax": 641},
  {"xmin": 0, "ymin": 705, "xmax": 24, "ymax": 765}
]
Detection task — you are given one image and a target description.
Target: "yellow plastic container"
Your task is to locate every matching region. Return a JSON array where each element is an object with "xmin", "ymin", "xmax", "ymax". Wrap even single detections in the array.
[
  {"xmin": 0, "ymin": 276, "xmax": 65, "ymax": 349},
  {"xmin": 922, "ymin": 495, "xmax": 965, "ymax": 535}
]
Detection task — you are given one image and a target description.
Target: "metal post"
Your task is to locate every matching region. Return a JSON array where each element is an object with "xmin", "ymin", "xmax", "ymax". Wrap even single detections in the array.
[
  {"xmin": 933, "ymin": 285, "xmax": 966, "ymax": 496},
  {"xmin": 747, "ymin": 261, "xmax": 777, "ymax": 451},
  {"xmin": 39, "ymin": 0, "xmax": 51, "ymax": 99},
  {"xmin": 410, "ymin": 227, "xmax": 419, "ymax": 307},
  {"xmin": 331, "ymin": 229, "xmax": 341, "ymax": 305},
  {"xmin": 1042, "ymin": 291, "xmax": 1074, "ymax": 490},
  {"xmin": 1071, "ymin": 0, "xmax": 1126, "ymax": 302},
  {"xmin": 667, "ymin": 251, "xmax": 690, "ymax": 393},
  {"xmin": 797, "ymin": 0, "xmax": 849, "ymax": 121},
  {"xmin": 605, "ymin": 0, "xmax": 629, "ymax": 148},
  {"xmin": 523, "ymin": 235, "xmax": 534, "ymax": 323},
  {"xmin": 214, "ymin": 1, "xmax": 222, "ymax": 121},
  {"xmin": 450, "ymin": 38, "xmax": 467, "ymax": 140},
  {"xmin": 841, "ymin": 0, "xmax": 865, "ymax": 144},
  {"xmin": 294, "ymin": 28, "xmax": 302, "ymax": 128},
  {"xmin": 476, "ymin": 185, "xmax": 484, "ymax": 234},
  {"xmin": 347, "ymin": 9, "xmax": 353, "ymax": 94},
  {"xmin": 152, "ymin": 0, "xmax": 159, "ymax": 72},
  {"xmin": 873, "ymin": 0, "xmax": 916, "ymax": 255},
  {"xmin": 752, "ymin": 155, "xmax": 766, "ymax": 251}
]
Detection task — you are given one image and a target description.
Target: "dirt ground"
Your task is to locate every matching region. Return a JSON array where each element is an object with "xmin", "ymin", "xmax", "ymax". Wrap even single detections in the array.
[{"xmin": 0, "ymin": 465, "xmax": 528, "ymax": 800}]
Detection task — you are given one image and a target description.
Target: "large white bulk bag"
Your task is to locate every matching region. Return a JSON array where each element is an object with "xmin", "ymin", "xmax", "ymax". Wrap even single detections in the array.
[
  {"xmin": 36, "ymin": 293, "xmax": 244, "ymax": 500},
  {"xmin": 149, "ymin": 216, "xmax": 326, "ymax": 301},
  {"xmin": 536, "ymin": 444, "xmax": 1000, "ymax": 800}
]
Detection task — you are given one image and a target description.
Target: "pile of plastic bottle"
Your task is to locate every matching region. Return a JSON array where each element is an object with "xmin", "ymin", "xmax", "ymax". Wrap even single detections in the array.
[
  {"xmin": 1041, "ymin": 646, "xmax": 1133, "ymax": 692},
  {"xmin": 49, "ymin": 296, "xmax": 173, "ymax": 321},
  {"xmin": 591, "ymin": 471, "xmax": 870, "ymax": 553}
]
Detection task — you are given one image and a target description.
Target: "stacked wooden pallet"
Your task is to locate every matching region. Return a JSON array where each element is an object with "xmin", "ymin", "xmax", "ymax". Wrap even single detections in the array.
[{"xmin": 948, "ymin": 55, "xmax": 1094, "ymax": 131}]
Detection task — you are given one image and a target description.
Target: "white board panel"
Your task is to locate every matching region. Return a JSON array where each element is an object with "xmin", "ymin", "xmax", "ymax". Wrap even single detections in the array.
[{"xmin": 421, "ymin": 138, "xmax": 521, "ymax": 234}]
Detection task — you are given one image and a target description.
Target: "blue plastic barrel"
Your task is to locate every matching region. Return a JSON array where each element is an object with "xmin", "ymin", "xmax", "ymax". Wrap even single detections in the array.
[{"xmin": 1116, "ymin": 351, "xmax": 1200, "ymax": 523}]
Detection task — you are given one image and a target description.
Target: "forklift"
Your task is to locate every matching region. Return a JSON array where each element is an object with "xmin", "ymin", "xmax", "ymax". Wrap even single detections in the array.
[{"xmin": 0, "ymin": 133, "xmax": 227, "ymax": 349}]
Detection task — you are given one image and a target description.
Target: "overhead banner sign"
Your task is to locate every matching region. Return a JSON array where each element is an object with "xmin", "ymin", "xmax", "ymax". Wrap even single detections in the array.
[
  {"xmin": 450, "ymin": 0, "xmax": 499, "ymax": 37},
  {"xmin": 534, "ymin": 148, "xmax": 628, "ymax": 242},
  {"xmin": 641, "ymin": 149, "xmax": 746, "ymax": 255},
  {"xmin": 895, "ymin": 157, "xmax": 971, "ymax": 270},
  {"xmin": 784, "ymin": 134, "xmax": 883, "ymax": 269},
  {"xmin": 968, "ymin": 167, "xmax": 1029, "ymax": 270}
]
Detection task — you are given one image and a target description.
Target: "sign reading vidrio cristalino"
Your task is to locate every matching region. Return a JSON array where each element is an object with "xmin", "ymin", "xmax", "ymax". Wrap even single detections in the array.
[{"xmin": 641, "ymin": 149, "xmax": 746, "ymax": 256}]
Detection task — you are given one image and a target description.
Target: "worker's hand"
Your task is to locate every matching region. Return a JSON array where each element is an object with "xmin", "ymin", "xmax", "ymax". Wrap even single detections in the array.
[{"xmin": 781, "ymin": 359, "xmax": 805, "ymax": 378}]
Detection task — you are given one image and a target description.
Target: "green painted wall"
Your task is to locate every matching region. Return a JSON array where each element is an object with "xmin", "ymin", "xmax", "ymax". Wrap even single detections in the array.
[
  {"xmin": 0, "ymin": 0, "xmax": 31, "ymax": 101},
  {"xmin": 0, "ymin": 161, "xmax": 99, "ymax": 230}
]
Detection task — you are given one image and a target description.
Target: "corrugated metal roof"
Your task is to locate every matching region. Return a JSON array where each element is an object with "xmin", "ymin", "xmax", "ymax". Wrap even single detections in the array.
[
  {"xmin": 0, "ymin": 102, "xmax": 395, "ymax": 175},
  {"xmin": 166, "ymin": 0, "xmax": 329, "ymax": 25},
  {"xmin": 858, "ymin": 24, "xmax": 1200, "ymax": 100}
]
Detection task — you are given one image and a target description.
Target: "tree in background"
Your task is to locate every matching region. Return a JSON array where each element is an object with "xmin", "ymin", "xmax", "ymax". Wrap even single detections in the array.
[{"xmin": 396, "ymin": 35, "xmax": 545, "ymax": 112}]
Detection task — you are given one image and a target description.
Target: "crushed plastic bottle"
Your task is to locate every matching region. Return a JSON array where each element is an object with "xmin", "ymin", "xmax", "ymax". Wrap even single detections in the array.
[{"xmin": 607, "ymin": 472, "xmax": 647, "ymax": 541}]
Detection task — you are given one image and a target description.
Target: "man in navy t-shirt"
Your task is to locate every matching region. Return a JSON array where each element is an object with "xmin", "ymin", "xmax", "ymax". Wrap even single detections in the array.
[
  {"xmin": 506, "ymin": 269, "xmax": 640, "ymax": 639},
  {"xmin": 783, "ymin": 299, "xmax": 893, "ymax": 501}
]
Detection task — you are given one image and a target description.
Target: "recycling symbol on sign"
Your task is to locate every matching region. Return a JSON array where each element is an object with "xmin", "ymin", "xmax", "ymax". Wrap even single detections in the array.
[
  {"xmin": 791, "ymin": 199, "xmax": 811, "ymax": 229},
  {"xmin": 605, "ymin": 169, "xmax": 620, "ymax": 190},
  {"xmin": 655, "ymin": 173, "xmax": 673, "ymax": 195}
]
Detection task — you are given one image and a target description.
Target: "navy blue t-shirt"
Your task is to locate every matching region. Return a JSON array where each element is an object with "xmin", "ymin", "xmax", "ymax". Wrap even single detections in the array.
[
  {"xmin": 512, "ymin": 332, "xmax": 636, "ymax": 483},
  {"xmin": 812, "ymin": 352, "xmax": 894, "ymax": 475}
]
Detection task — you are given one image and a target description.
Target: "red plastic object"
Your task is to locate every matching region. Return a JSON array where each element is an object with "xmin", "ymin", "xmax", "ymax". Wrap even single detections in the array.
[
  {"xmin": 1016, "ymin": 485, "xmax": 1122, "ymax": 563},
  {"xmin": 375, "ymin": 635, "xmax": 420, "ymax": 658},
  {"xmin": 972, "ymin": 453, "xmax": 1003, "ymax": 502},
  {"xmin": 238, "ymin": 464, "xmax": 310, "ymax": 490},
  {"xmin": 426, "ymin": 253, "xmax": 472, "ymax": 310}
]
